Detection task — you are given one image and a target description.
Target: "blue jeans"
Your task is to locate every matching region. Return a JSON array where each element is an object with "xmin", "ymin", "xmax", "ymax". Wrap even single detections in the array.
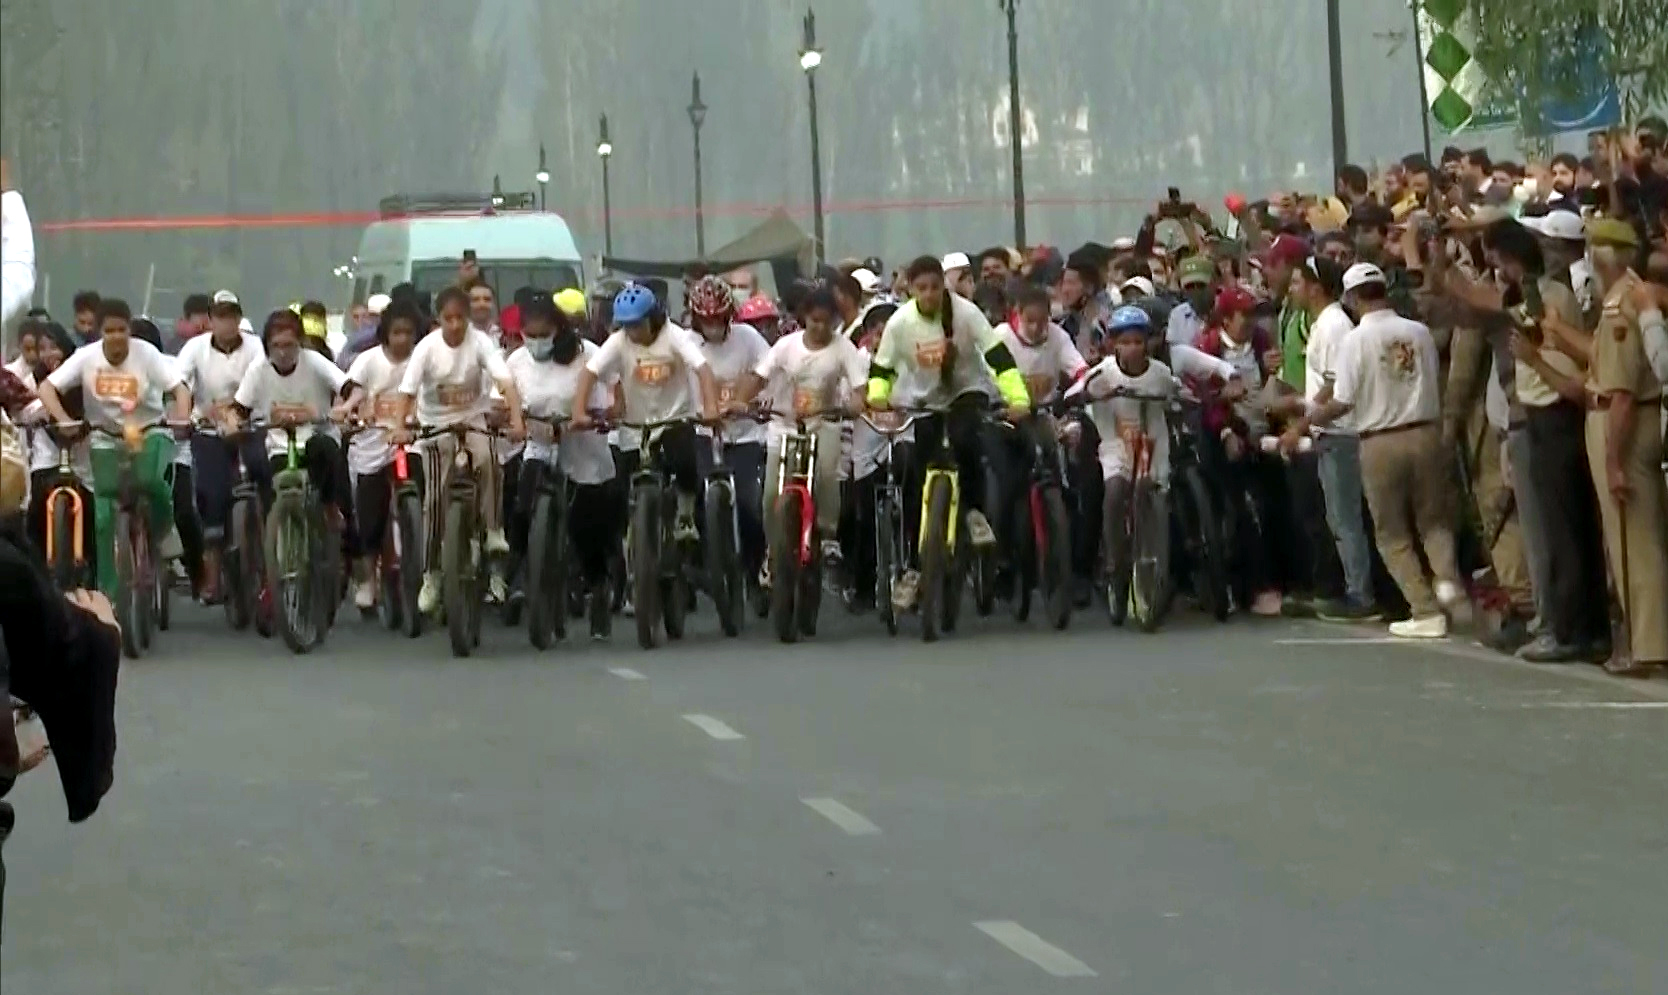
[{"xmin": 1316, "ymin": 433, "xmax": 1373, "ymax": 606}]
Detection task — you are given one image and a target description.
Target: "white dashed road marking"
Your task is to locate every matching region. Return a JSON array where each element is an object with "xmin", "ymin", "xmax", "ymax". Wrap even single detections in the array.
[
  {"xmin": 974, "ymin": 921, "xmax": 1097, "ymax": 978},
  {"xmin": 682, "ymin": 714, "xmax": 745, "ymax": 740},
  {"xmin": 1520, "ymin": 701, "xmax": 1668, "ymax": 710},
  {"xmin": 800, "ymin": 797, "xmax": 881, "ymax": 836},
  {"xmin": 607, "ymin": 667, "xmax": 647, "ymax": 681}
]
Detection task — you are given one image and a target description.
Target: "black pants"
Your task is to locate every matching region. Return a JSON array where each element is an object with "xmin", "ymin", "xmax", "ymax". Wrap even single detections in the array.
[
  {"xmin": 696, "ymin": 439, "xmax": 766, "ymax": 574},
  {"xmin": 170, "ymin": 463, "xmax": 204, "ymax": 593},
  {"xmin": 1068, "ymin": 418, "xmax": 1105, "ymax": 583},
  {"xmin": 1526, "ymin": 401, "xmax": 1610, "ymax": 644},
  {"xmin": 191, "ymin": 434, "xmax": 269, "ymax": 542},
  {"xmin": 1285, "ymin": 450, "xmax": 1344, "ymax": 600},
  {"xmin": 263, "ymin": 435, "xmax": 361, "ymax": 558},
  {"xmin": 355, "ymin": 457, "xmax": 428, "ymax": 557},
  {"xmin": 618, "ymin": 423, "xmax": 701, "ymax": 499},
  {"xmin": 508, "ymin": 459, "xmax": 621, "ymax": 585},
  {"xmin": 1209, "ymin": 441, "xmax": 1292, "ymax": 597},
  {"xmin": 901, "ymin": 396, "xmax": 1007, "ymax": 567},
  {"xmin": 28, "ymin": 468, "xmax": 97, "ymax": 586},
  {"xmin": 840, "ymin": 471, "xmax": 880, "ymax": 602}
]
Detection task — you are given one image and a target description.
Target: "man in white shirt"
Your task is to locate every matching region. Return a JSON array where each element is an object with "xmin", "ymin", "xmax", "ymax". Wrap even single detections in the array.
[{"xmin": 1308, "ymin": 263, "xmax": 1463, "ymax": 639}]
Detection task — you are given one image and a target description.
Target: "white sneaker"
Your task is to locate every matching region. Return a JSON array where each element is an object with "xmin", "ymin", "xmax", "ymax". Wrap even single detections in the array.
[
  {"xmin": 485, "ymin": 528, "xmax": 511, "ymax": 555},
  {"xmin": 965, "ymin": 510, "xmax": 997, "ymax": 548},
  {"xmin": 1434, "ymin": 579, "xmax": 1465, "ymax": 610},
  {"xmin": 354, "ymin": 579, "xmax": 376, "ymax": 609},
  {"xmin": 892, "ymin": 569, "xmax": 921, "ymax": 611},
  {"xmin": 487, "ymin": 574, "xmax": 508, "ymax": 604},
  {"xmin": 418, "ymin": 572, "xmax": 441, "ymax": 614},
  {"xmin": 1389, "ymin": 614, "xmax": 1448, "ymax": 639}
]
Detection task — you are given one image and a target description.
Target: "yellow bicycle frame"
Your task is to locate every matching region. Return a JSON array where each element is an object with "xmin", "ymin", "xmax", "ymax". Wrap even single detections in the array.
[{"xmin": 917, "ymin": 465, "xmax": 961, "ymax": 553}]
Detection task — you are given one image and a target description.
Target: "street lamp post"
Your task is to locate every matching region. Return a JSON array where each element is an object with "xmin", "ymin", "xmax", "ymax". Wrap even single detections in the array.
[
  {"xmin": 1325, "ymin": 0, "xmax": 1349, "ymax": 170},
  {"xmin": 597, "ymin": 113, "xmax": 614, "ymax": 259},
  {"xmin": 1000, "ymin": 0, "xmax": 1026, "ymax": 249},
  {"xmin": 799, "ymin": 8, "xmax": 826, "ymax": 267},
  {"xmin": 687, "ymin": 73, "xmax": 708, "ymax": 258},
  {"xmin": 535, "ymin": 143, "xmax": 551, "ymax": 211}
]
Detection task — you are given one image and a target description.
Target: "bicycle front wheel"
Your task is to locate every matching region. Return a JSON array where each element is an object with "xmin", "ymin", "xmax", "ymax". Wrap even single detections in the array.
[
  {"xmin": 114, "ymin": 511, "xmax": 144, "ymax": 660},
  {"xmin": 1129, "ymin": 481, "xmax": 1171, "ymax": 633},
  {"xmin": 705, "ymin": 482, "xmax": 744, "ymax": 638},
  {"xmin": 266, "ymin": 498, "xmax": 316, "ymax": 654},
  {"xmin": 443, "ymin": 499, "xmax": 478, "ymax": 657},
  {"xmin": 770, "ymin": 491, "xmax": 802, "ymax": 644},
  {"xmin": 526, "ymin": 493, "xmax": 559, "ymax": 650},
  {"xmin": 396, "ymin": 492, "xmax": 424, "ymax": 638},
  {"xmin": 918, "ymin": 475, "xmax": 953, "ymax": 643},
  {"xmin": 630, "ymin": 487, "xmax": 662, "ymax": 650},
  {"xmin": 875, "ymin": 494, "xmax": 898, "ymax": 637},
  {"xmin": 1041, "ymin": 487, "xmax": 1073, "ymax": 631}
]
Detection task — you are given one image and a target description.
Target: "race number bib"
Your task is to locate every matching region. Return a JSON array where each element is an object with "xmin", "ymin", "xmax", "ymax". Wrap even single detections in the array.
[
  {"xmin": 716, "ymin": 379, "xmax": 738, "ymax": 406},
  {"xmin": 436, "ymin": 382, "xmax": 479, "ymax": 409},
  {"xmin": 633, "ymin": 359, "xmax": 674, "ymax": 387},
  {"xmin": 914, "ymin": 339, "xmax": 948, "ymax": 371},
  {"xmin": 792, "ymin": 386, "xmax": 820, "ymax": 417},
  {"xmin": 270, "ymin": 402, "xmax": 316, "ymax": 424},
  {"xmin": 93, "ymin": 371, "xmax": 140, "ymax": 403},
  {"xmin": 372, "ymin": 392, "xmax": 403, "ymax": 421}
]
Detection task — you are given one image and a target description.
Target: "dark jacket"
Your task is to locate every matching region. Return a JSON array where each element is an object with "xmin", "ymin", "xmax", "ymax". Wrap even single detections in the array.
[{"xmin": 0, "ymin": 520, "xmax": 120, "ymax": 822}]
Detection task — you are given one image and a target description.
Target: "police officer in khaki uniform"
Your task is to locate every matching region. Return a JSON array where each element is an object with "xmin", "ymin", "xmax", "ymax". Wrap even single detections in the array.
[{"xmin": 1584, "ymin": 218, "xmax": 1668, "ymax": 676}]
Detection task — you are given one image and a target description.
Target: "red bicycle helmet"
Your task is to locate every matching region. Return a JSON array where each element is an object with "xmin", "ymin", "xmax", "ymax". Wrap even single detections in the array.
[
  {"xmin": 688, "ymin": 275, "xmax": 737, "ymax": 323},
  {"xmin": 736, "ymin": 296, "xmax": 779, "ymax": 324}
]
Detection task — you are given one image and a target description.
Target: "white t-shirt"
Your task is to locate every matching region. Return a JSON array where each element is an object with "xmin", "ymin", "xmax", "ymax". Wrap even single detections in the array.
[
  {"xmin": 344, "ymin": 346, "xmax": 411, "ymax": 477},
  {"xmin": 398, "ymin": 328, "xmax": 510, "ymax": 428},
  {"xmin": 47, "ymin": 339, "xmax": 183, "ymax": 430},
  {"xmin": 697, "ymin": 323, "xmax": 771, "ymax": 447},
  {"xmin": 753, "ymin": 331, "xmax": 867, "ymax": 438},
  {"xmin": 1331, "ymin": 309, "xmax": 1441, "ymax": 435},
  {"xmin": 586, "ymin": 324, "xmax": 709, "ymax": 428},
  {"xmin": 1304, "ymin": 302, "xmax": 1356, "ymax": 435},
  {"xmin": 176, "ymin": 331, "xmax": 265, "ymax": 421},
  {"xmin": 161, "ymin": 355, "xmax": 193, "ymax": 467},
  {"xmin": 1070, "ymin": 357, "xmax": 1178, "ymax": 484},
  {"xmin": 506, "ymin": 342, "xmax": 615, "ymax": 486},
  {"xmin": 871, "ymin": 293, "xmax": 1001, "ymax": 407},
  {"xmin": 234, "ymin": 350, "xmax": 349, "ymax": 456},
  {"xmin": 999, "ymin": 321, "xmax": 1086, "ymax": 403}
]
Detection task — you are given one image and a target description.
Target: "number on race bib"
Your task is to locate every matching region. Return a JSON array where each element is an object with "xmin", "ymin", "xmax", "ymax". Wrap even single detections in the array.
[
  {"xmin": 914, "ymin": 339, "xmax": 948, "ymax": 370},
  {"xmin": 633, "ymin": 360, "xmax": 673, "ymax": 386}
]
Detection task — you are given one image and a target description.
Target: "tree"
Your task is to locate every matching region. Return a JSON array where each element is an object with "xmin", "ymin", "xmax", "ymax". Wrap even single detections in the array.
[{"xmin": 1469, "ymin": 0, "xmax": 1668, "ymax": 125}]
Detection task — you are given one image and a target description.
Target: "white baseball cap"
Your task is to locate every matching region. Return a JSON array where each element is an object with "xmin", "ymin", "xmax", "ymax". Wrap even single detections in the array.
[
  {"xmin": 1522, "ymin": 210, "xmax": 1585, "ymax": 241},
  {"xmin": 211, "ymin": 289, "xmax": 239, "ymax": 306},
  {"xmin": 851, "ymin": 268, "xmax": 881, "ymax": 294},
  {"xmin": 1342, "ymin": 262, "xmax": 1386, "ymax": 292},
  {"xmin": 1119, "ymin": 276, "xmax": 1156, "ymax": 298},
  {"xmin": 1110, "ymin": 236, "xmax": 1138, "ymax": 253},
  {"xmin": 941, "ymin": 251, "xmax": 971, "ymax": 273},
  {"xmin": 366, "ymin": 293, "xmax": 393, "ymax": 316}
]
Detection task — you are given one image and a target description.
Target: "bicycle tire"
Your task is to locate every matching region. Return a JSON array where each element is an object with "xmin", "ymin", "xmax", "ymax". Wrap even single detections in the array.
[
  {"xmin": 631, "ymin": 487, "xmax": 662, "ymax": 650},
  {"xmin": 133, "ymin": 516, "xmax": 155, "ymax": 652},
  {"xmin": 317, "ymin": 508, "xmax": 341, "ymax": 643},
  {"xmin": 942, "ymin": 530, "xmax": 968, "ymax": 634},
  {"xmin": 1179, "ymin": 465, "xmax": 1230, "ymax": 623},
  {"xmin": 395, "ymin": 491, "xmax": 425, "ymax": 639},
  {"xmin": 443, "ymin": 499, "xmax": 475, "ymax": 657},
  {"xmin": 1130, "ymin": 481, "xmax": 1171, "ymax": 633},
  {"xmin": 661, "ymin": 525, "xmax": 687, "ymax": 642},
  {"xmin": 155, "ymin": 551, "xmax": 172, "ymax": 631},
  {"xmin": 527, "ymin": 493, "xmax": 558, "ymax": 650},
  {"xmin": 1041, "ymin": 487, "xmax": 1073, "ymax": 631},
  {"xmin": 266, "ymin": 497, "xmax": 316, "ymax": 654},
  {"xmin": 771, "ymin": 490, "xmax": 802, "ymax": 644},
  {"xmin": 705, "ymin": 483, "xmax": 744, "ymax": 637},
  {"xmin": 243, "ymin": 498, "xmax": 275, "ymax": 639},
  {"xmin": 972, "ymin": 539, "xmax": 997, "ymax": 618},
  {"xmin": 797, "ymin": 545, "xmax": 822, "ymax": 638},
  {"xmin": 1010, "ymin": 493, "xmax": 1034, "ymax": 624},
  {"xmin": 918, "ymin": 476, "xmax": 952, "ymax": 643},
  {"xmin": 114, "ymin": 511, "xmax": 144, "ymax": 659},
  {"xmin": 377, "ymin": 526, "xmax": 402, "ymax": 631},
  {"xmin": 49, "ymin": 491, "xmax": 80, "ymax": 591},
  {"xmin": 875, "ymin": 494, "xmax": 898, "ymax": 637}
]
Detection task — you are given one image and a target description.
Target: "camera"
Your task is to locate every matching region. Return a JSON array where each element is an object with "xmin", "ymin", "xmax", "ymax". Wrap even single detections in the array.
[{"xmin": 1159, "ymin": 187, "xmax": 1198, "ymax": 220}]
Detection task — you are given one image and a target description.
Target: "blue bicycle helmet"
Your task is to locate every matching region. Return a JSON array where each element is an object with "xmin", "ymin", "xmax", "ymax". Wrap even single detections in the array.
[
  {"xmin": 612, "ymin": 283, "xmax": 657, "ymax": 325},
  {"xmin": 1107, "ymin": 304, "xmax": 1152, "ymax": 334}
]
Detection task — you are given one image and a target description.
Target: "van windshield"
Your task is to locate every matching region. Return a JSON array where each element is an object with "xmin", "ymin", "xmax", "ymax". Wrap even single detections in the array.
[{"xmin": 411, "ymin": 260, "xmax": 583, "ymax": 303}]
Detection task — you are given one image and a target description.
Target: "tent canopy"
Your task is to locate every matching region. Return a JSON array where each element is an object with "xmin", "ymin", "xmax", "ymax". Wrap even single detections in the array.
[{"xmin": 601, "ymin": 210, "xmax": 814, "ymax": 290}]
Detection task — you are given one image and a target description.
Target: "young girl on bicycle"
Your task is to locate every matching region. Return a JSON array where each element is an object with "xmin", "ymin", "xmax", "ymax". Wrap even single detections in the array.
[
  {"xmin": 392, "ymin": 285, "xmax": 526, "ymax": 614},
  {"xmin": 341, "ymin": 299, "xmax": 422, "ymax": 610}
]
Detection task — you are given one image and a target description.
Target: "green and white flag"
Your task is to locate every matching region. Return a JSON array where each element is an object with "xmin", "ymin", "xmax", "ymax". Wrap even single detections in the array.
[{"xmin": 1417, "ymin": 0, "xmax": 1489, "ymax": 131}]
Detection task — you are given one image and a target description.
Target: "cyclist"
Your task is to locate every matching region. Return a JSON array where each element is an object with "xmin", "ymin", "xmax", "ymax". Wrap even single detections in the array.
[
  {"xmin": 843, "ymin": 296, "xmax": 902, "ymax": 610},
  {"xmin": 35, "ymin": 298, "xmax": 191, "ymax": 601},
  {"xmin": 176, "ymin": 295, "xmax": 265, "ymax": 602},
  {"xmin": 392, "ymin": 285, "xmax": 527, "ymax": 614},
  {"xmin": 687, "ymin": 276, "xmax": 770, "ymax": 586},
  {"xmin": 341, "ymin": 299, "xmax": 424, "ymax": 610},
  {"xmin": 1066, "ymin": 305, "xmax": 1181, "ymax": 613},
  {"xmin": 229, "ymin": 308, "xmax": 360, "ymax": 578},
  {"xmin": 737, "ymin": 296, "xmax": 783, "ymax": 345},
  {"xmin": 865, "ymin": 255, "xmax": 1031, "ymax": 610},
  {"xmin": 504, "ymin": 293, "xmax": 618, "ymax": 640},
  {"xmin": 738, "ymin": 284, "xmax": 866, "ymax": 582},
  {"xmin": 570, "ymin": 283, "xmax": 720, "ymax": 544},
  {"xmin": 19, "ymin": 323, "xmax": 93, "ymax": 568}
]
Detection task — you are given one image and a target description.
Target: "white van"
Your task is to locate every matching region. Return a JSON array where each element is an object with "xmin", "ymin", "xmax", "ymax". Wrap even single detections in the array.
[{"xmin": 349, "ymin": 193, "xmax": 585, "ymax": 307}]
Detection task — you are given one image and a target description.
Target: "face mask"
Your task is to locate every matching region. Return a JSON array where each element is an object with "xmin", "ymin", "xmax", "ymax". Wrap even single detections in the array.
[{"xmin": 524, "ymin": 336, "xmax": 556, "ymax": 361}]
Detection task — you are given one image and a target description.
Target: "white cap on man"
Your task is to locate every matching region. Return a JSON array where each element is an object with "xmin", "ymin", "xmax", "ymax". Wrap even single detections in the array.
[
  {"xmin": 851, "ymin": 268, "xmax": 881, "ymax": 295},
  {"xmin": 366, "ymin": 293, "xmax": 392, "ymax": 316},
  {"xmin": 941, "ymin": 251, "xmax": 971, "ymax": 274},
  {"xmin": 211, "ymin": 289, "xmax": 239, "ymax": 306},
  {"xmin": 1342, "ymin": 262, "xmax": 1387, "ymax": 292},
  {"xmin": 1119, "ymin": 276, "xmax": 1156, "ymax": 298}
]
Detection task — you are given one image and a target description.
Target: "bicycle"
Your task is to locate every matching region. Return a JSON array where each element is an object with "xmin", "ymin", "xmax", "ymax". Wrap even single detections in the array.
[
  {"xmin": 617, "ymin": 416, "xmax": 702, "ymax": 651},
  {"xmin": 857, "ymin": 409, "xmax": 922, "ymax": 638},
  {"xmin": 1093, "ymin": 384, "xmax": 1173, "ymax": 633},
  {"xmin": 343, "ymin": 420, "xmax": 424, "ymax": 638},
  {"xmin": 700, "ymin": 422, "xmax": 750, "ymax": 639},
  {"xmin": 1166, "ymin": 396, "xmax": 1231, "ymax": 622},
  {"xmin": 86, "ymin": 418, "xmax": 178, "ymax": 659},
  {"xmin": 764, "ymin": 406, "xmax": 849, "ymax": 644},
  {"xmin": 1002, "ymin": 397, "xmax": 1078, "ymax": 631},
  {"xmin": 891, "ymin": 399, "xmax": 995, "ymax": 644},
  {"xmin": 416, "ymin": 423, "xmax": 501, "ymax": 658},
  {"xmin": 519, "ymin": 413, "xmax": 576, "ymax": 650},
  {"xmin": 193, "ymin": 419, "xmax": 278, "ymax": 638},
  {"xmin": 42, "ymin": 423, "xmax": 93, "ymax": 591},
  {"xmin": 263, "ymin": 418, "xmax": 347, "ymax": 654}
]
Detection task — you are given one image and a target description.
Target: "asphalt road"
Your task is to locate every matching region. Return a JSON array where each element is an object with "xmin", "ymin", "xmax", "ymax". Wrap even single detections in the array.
[{"xmin": 6, "ymin": 599, "xmax": 1668, "ymax": 994}]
